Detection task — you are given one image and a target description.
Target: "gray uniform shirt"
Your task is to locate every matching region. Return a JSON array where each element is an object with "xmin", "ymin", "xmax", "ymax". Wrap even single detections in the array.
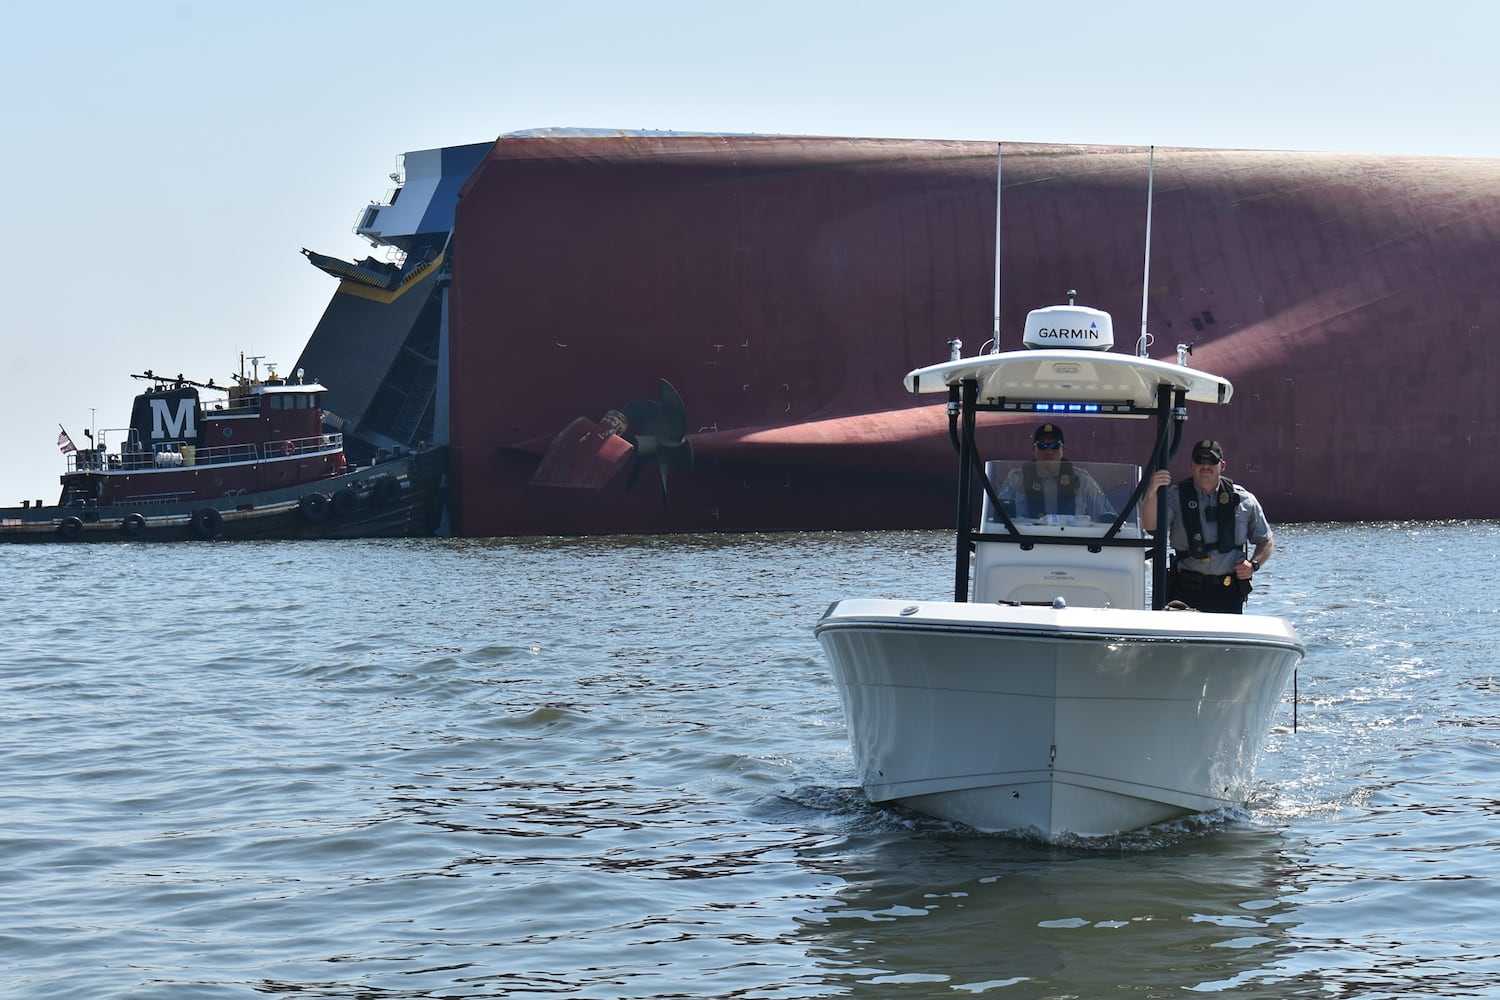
[
  {"xmin": 998, "ymin": 463, "xmax": 1114, "ymax": 521},
  {"xmin": 1156, "ymin": 479, "xmax": 1272, "ymax": 576}
]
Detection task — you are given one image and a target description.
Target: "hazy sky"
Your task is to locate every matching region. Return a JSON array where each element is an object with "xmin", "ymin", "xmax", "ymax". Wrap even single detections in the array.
[{"xmin": 3, "ymin": 0, "xmax": 1496, "ymax": 502}]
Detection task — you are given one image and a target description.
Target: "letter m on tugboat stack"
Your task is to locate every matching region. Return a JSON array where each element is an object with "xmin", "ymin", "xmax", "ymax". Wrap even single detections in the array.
[{"xmin": 145, "ymin": 391, "xmax": 199, "ymax": 442}]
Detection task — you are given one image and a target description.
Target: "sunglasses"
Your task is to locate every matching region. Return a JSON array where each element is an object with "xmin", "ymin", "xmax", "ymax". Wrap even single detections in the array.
[
  {"xmin": 1192, "ymin": 456, "xmax": 1220, "ymax": 466},
  {"xmin": 1034, "ymin": 441, "xmax": 1062, "ymax": 450}
]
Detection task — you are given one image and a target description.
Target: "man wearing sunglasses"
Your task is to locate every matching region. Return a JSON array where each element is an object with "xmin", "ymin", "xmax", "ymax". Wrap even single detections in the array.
[
  {"xmin": 997, "ymin": 423, "xmax": 1115, "ymax": 522},
  {"xmin": 1140, "ymin": 439, "xmax": 1275, "ymax": 613}
]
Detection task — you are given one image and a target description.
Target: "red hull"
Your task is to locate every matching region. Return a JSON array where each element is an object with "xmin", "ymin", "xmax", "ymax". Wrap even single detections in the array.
[{"xmin": 447, "ymin": 137, "xmax": 1500, "ymax": 535}]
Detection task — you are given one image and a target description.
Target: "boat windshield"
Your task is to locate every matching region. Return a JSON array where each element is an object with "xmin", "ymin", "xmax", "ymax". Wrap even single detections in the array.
[{"xmin": 981, "ymin": 459, "xmax": 1140, "ymax": 533}]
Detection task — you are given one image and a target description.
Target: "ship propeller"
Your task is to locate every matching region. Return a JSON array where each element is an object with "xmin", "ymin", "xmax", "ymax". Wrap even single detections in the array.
[{"xmin": 620, "ymin": 379, "xmax": 693, "ymax": 509}]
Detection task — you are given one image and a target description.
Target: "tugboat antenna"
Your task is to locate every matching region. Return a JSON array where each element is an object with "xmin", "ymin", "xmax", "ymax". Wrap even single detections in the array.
[{"xmin": 130, "ymin": 371, "xmax": 218, "ymax": 390}]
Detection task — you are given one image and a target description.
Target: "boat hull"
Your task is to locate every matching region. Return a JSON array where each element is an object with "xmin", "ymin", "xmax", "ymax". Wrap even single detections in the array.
[
  {"xmin": 814, "ymin": 599, "xmax": 1304, "ymax": 840},
  {"xmin": 1, "ymin": 448, "xmax": 445, "ymax": 543}
]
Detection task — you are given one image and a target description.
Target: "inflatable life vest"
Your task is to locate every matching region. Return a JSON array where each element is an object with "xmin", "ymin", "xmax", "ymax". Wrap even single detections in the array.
[
  {"xmin": 1022, "ymin": 460, "xmax": 1081, "ymax": 517},
  {"xmin": 1179, "ymin": 476, "xmax": 1242, "ymax": 559}
]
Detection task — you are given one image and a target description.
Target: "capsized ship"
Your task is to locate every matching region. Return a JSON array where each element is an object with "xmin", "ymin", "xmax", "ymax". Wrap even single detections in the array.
[{"xmin": 293, "ymin": 131, "xmax": 1500, "ymax": 537}]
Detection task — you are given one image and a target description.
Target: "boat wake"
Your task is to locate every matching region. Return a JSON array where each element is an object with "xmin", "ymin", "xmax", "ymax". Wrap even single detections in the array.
[
  {"xmin": 774, "ymin": 785, "xmax": 968, "ymax": 836},
  {"xmin": 777, "ymin": 785, "xmax": 1261, "ymax": 852}
]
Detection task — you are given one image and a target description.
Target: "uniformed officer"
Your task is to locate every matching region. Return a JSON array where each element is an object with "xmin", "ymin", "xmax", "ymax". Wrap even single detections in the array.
[
  {"xmin": 1140, "ymin": 439, "xmax": 1274, "ymax": 613},
  {"xmin": 997, "ymin": 423, "xmax": 1115, "ymax": 521}
]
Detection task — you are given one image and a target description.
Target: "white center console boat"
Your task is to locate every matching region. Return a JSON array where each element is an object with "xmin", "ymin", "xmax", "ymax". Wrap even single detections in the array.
[{"xmin": 815, "ymin": 299, "xmax": 1304, "ymax": 841}]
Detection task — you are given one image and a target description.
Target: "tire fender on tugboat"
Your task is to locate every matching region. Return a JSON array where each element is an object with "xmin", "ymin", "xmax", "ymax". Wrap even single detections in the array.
[
  {"xmin": 332, "ymin": 487, "xmax": 361, "ymax": 518},
  {"xmin": 58, "ymin": 516, "xmax": 84, "ymax": 540},
  {"xmin": 299, "ymin": 493, "xmax": 330, "ymax": 522},
  {"xmin": 121, "ymin": 513, "xmax": 146, "ymax": 537},
  {"xmin": 191, "ymin": 507, "xmax": 222, "ymax": 539},
  {"xmin": 371, "ymin": 476, "xmax": 402, "ymax": 508}
]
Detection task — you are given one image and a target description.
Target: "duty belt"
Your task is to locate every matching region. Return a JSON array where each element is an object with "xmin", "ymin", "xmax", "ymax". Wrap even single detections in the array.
[{"xmin": 1174, "ymin": 569, "xmax": 1237, "ymax": 590}]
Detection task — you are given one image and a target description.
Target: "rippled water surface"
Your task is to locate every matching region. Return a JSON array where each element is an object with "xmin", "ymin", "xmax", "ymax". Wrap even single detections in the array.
[{"xmin": 4, "ymin": 522, "xmax": 1500, "ymax": 997}]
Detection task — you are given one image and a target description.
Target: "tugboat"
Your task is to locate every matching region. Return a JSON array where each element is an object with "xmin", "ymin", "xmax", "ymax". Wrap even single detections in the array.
[{"xmin": 1, "ymin": 357, "xmax": 445, "ymax": 542}]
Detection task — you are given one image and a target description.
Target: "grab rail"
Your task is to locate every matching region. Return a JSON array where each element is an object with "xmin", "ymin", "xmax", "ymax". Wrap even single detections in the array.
[{"xmin": 69, "ymin": 433, "xmax": 343, "ymax": 472}]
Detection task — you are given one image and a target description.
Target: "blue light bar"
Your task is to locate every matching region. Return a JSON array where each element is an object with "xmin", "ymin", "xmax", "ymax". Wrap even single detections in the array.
[{"xmin": 997, "ymin": 400, "xmax": 1138, "ymax": 414}]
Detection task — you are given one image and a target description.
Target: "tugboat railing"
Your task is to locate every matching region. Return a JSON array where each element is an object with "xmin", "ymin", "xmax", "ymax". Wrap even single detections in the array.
[{"xmin": 68, "ymin": 433, "xmax": 344, "ymax": 473}]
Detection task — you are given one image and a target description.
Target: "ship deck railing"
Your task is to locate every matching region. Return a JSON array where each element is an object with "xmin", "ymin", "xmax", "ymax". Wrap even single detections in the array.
[
  {"xmin": 207, "ymin": 399, "xmax": 261, "ymax": 417},
  {"xmin": 68, "ymin": 433, "xmax": 344, "ymax": 473}
]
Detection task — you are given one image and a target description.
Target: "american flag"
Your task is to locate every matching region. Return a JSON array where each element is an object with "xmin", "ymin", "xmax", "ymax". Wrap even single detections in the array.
[{"xmin": 57, "ymin": 426, "xmax": 77, "ymax": 455}]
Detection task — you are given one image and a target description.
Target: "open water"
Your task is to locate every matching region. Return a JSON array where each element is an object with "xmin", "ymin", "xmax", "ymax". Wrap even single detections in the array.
[{"xmin": 3, "ymin": 521, "xmax": 1499, "ymax": 999}]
